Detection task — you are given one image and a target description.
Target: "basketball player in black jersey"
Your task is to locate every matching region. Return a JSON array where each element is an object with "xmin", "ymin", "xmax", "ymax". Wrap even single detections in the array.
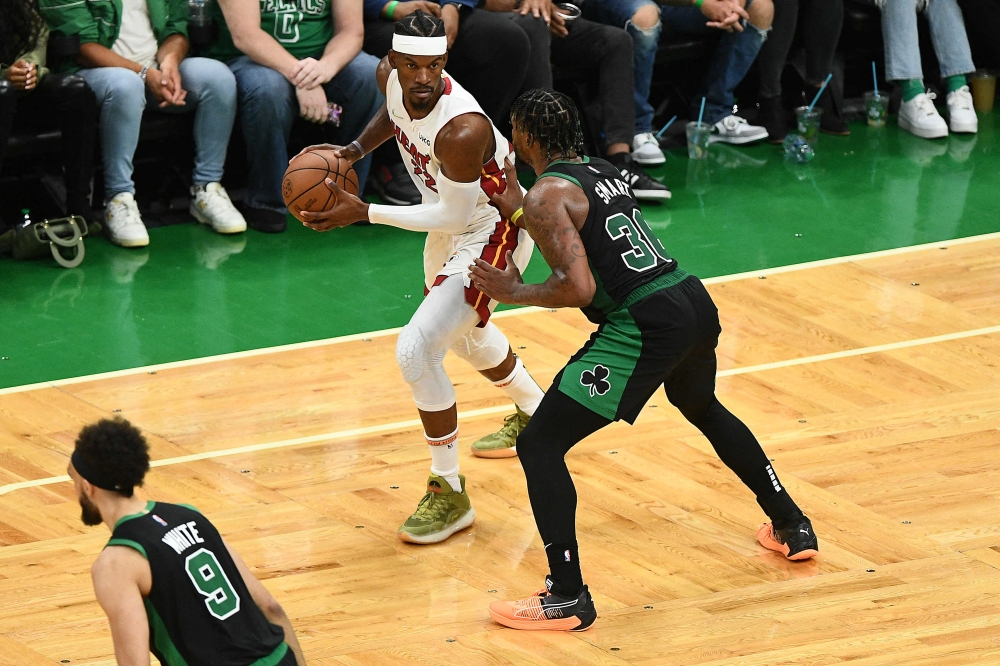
[
  {"xmin": 470, "ymin": 91, "xmax": 819, "ymax": 631},
  {"xmin": 68, "ymin": 418, "xmax": 306, "ymax": 665}
]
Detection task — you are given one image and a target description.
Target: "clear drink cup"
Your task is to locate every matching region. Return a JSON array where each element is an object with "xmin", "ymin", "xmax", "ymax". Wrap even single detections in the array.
[
  {"xmin": 685, "ymin": 121, "xmax": 711, "ymax": 160},
  {"xmin": 794, "ymin": 106, "xmax": 822, "ymax": 146},
  {"xmin": 970, "ymin": 70, "xmax": 996, "ymax": 113},
  {"xmin": 864, "ymin": 92, "xmax": 888, "ymax": 127}
]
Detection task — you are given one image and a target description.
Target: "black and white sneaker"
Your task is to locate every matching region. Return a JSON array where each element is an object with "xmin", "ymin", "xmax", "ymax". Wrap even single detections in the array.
[
  {"xmin": 369, "ymin": 162, "xmax": 421, "ymax": 205},
  {"xmin": 489, "ymin": 576, "xmax": 598, "ymax": 631},
  {"xmin": 606, "ymin": 152, "xmax": 671, "ymax": 201},
  {"xmin": 757, "ymin": 516, "xmax": 819, "ymax": 561}
]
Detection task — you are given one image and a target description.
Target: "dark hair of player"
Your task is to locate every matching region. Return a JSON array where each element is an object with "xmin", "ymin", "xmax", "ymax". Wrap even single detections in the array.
[
  {"xmin": 74, "ymin": 418, "xmax": 150, "ymax": 497},
  {"xmin": 0, "ymin": 0, "xmax": 43, "ymax": 65},
  {"xmin": 510, "ymin": 89, "xmax": 586, "ymax": 161},
  {"xmin": 393, "ymin": 10, "xmax": 446, "ymax": 38}
]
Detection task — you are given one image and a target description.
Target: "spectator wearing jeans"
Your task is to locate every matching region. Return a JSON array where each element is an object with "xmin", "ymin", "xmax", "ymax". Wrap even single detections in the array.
[
  {"xmin": 659, "ymin": 0, "xmax": 774, "ymax": 145},
  {"xmin": 209, "ymin": 0, "xmax": 383, "ymax": 232},
  {"xmin": 756, "ymin": 0, "xmax": 847, "ymax": 143},
  {"xmin": 41, "ymin": 0, "xmax": 247, "ymax": 248},
  {"xmin": 486, "ymin": 0, "xmax": 671, "ymax": 202},
  {"xmin": 1, "ymin": 5, "xmax": 96, "ymax": 226},
  {"xmin": 878, "ymin": 0, "xmax": 977, "ymax": 139},
  {"xmin": 361, "ymin": 0, "xmax": 529, "ymax": 205}
]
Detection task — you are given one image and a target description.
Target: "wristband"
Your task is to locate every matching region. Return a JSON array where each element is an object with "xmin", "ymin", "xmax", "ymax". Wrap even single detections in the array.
[
  {"xmin": 138, "ymin": 64, "xmax": 150, "ymax": 82},
  {"xmin": 385, "ymin": 0, "xmax": 399, "ymax": 17},
  {"xmin": 694, "ymin": 0, "xmax": 704, "ymax": 6},
  {"xmin": 510, "ymin": 207, "xmax": 524, "ymax": 227},
  {"xmin": 349, "ymin": 140, "xmax": 365, "ymax": 157}
]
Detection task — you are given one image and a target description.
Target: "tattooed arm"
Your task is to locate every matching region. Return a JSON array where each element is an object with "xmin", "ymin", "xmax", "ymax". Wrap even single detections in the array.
[{"xmin": 470, "ymin": 177, "xmax": 595, "ymax": 308}]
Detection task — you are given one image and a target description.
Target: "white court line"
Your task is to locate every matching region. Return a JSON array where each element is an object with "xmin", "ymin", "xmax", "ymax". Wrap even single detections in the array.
[
  {"xmin": 3, "ymin": 323, "xmax": 998, "ymax": 497},
  {"xmin": 3, "ymin": 230, "xmax": 999, "ymax": 397}
]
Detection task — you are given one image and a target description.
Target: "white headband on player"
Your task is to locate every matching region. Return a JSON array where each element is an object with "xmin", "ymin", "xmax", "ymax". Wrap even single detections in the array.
[{"xmin": 391, "ymin": 34, "xmax": 448, "ymax": 56}]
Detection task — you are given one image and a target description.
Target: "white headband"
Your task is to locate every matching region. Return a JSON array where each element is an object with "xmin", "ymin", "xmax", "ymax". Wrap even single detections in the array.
[{"xmin": 392, "ymin": 34, "xmax": 448, "ymax": 56}]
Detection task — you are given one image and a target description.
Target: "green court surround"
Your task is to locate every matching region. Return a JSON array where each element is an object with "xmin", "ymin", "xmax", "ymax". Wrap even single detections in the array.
[{"xmin": 2, "ymin": 116, "xmax": 998, "ymax": 389}]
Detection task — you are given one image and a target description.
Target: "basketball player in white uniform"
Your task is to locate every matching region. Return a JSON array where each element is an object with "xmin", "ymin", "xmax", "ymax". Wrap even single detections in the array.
[{"xmin": 296, "ymin": 11, "xmax": 546, "ymax": 544}]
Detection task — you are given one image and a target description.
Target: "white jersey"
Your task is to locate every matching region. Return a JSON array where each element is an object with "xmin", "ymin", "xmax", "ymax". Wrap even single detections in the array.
[{"xmin": 385, "ymin": 68, "xmax": 534, "ymax": 324}]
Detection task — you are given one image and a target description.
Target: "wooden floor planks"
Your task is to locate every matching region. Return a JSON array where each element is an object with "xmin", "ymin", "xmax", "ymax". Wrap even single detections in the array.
[{"xmin": 2, "ymin": 238, "xmax": 1000, "ymax": 664}]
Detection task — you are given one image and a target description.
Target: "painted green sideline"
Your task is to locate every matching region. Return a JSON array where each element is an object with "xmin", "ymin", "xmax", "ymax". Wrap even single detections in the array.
[{"xmin": 1, "ymin": 116, "xmax": 998, "ymax": 389}]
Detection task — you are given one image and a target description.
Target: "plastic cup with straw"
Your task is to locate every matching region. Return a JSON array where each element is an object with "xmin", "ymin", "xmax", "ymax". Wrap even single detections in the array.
[
  {"xmin": 685, "ymin": 97, "xmax": 710, "ymax": 159},
  {"xmin": 794, "ymin": 73, "xmax": 830, "ymax": 146},
  {"xmin": 865, "ymin": 61, "xmax": 888, "ymax": 127}
]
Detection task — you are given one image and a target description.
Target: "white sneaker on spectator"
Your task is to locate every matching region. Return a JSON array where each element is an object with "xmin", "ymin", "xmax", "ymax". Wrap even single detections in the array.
[
  {"xmin": 898, "ymin": 92, "xmax": 948, "ymax": 139},
  {"xmin": 104, "ymin": 192, "xmax": 149, "ymax": 248},
  {"xmin": 190, "ymin": 183, "xmax": 247, "ymax": 234},
  {"xmin": 631, "ymin": 132, "xmax": 665, "ymax": 165},
  {"xmin": 708, "ymin": 115, "xmax": 768, "ymax": 145},
  {"xmin": 946, "ymin": 86, "xmax": 978, "ymax": 134}
]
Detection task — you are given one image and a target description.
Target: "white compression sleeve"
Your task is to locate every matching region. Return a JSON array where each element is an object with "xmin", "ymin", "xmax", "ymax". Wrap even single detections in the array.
[{"xmin": 368, "ymin": 172, "xmax": 481, "ymax": 234}]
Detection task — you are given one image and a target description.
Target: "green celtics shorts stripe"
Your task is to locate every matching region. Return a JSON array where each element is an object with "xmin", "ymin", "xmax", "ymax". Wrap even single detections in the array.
[{"xmin": 557, "ymin": 307, "xmax": 643, "ymax": 421}]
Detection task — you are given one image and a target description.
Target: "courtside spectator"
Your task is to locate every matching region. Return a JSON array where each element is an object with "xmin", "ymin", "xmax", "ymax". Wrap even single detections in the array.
[
  {"xmin": 879, "ymin": 0, "xmax": 977, "ymax": 138},
  {"xmin": 2, "ymin": 1, "xmax": 97, "ymax": 225},
  {"xmin": 660, "ymin": 0, "xmax": 773, "ymax": 144},
  {"xmin": 41, "ymin": 0, "xmax": 247, "ymax": 247},
  {"xmin": 757, "ymin": 0, "xmax": 848, "ymax": 143},
  {"xmin": 486, "ymin": 0, "xmax": 671, "ymax": 202},
  {"xmin": 209, "ymin": 0, "xmax": 383, "ymax": 232}
]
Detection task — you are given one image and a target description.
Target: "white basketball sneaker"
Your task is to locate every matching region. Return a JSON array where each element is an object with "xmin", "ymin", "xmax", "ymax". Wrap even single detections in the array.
[
  {"xmin": 898, "ymin": 92, "xmax": 948, "ymax": 139},
  {"xmin": 946, "ymin": 86, "xmax": 978, "ymax": 134},
  {"xmin": 190, "ymin": 183, "xmax": 247, "ymax": 234},
  {"xmin": 708, "ymin": 115, "xmax": 769, "ymax": 145},
  {"xmin": 104, "ymin": 192, "xmax": 149, "ymax": 248},
  {"xmin": 631, "ymin": 132, "xmax": 665, "ymax": 165}
]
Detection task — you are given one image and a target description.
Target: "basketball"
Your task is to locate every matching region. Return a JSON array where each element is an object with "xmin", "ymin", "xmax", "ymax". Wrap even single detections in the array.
[{"xmin": 282, "ymin": 149, "xmax": 360, "ymax": 223}]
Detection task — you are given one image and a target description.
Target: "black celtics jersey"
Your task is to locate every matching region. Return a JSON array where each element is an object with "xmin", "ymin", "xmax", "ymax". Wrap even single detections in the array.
[
  {"xmin": 107, "ymin": 502, "xmax": 287, "ymax": 666},
  {"xmin": 539, "ymin": 157, "xmax": 679, "ymax": 323}
]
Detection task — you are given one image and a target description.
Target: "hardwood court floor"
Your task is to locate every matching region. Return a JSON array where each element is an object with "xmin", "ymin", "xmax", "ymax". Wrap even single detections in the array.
[{"xmin": 2, "ymin": 238, "xmax": 1000, "ymax": 665}]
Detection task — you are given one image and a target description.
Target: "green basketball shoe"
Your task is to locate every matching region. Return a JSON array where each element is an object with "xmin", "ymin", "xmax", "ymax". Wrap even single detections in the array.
[
  {"xmin": 397, "ymin": 474, "xmax": 476, "ymax": 544},
  {"xmin": 472, "ymin": 407, "xmax": 530, "ymax": 459}
]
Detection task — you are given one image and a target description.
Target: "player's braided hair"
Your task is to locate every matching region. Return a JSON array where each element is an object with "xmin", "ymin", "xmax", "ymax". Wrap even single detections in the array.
[
  {"xmin": 510, "ymin": 89, "xmax": 585, "ymax": 161},
  {"xmin": 393, "ymin": 10, "xmax": 446, "ymax": 38}
]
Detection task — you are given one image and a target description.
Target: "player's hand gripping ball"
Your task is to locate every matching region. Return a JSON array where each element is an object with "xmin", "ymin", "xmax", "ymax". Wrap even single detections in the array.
[{"xmin": 282, "ymin": 149, "xmax": 359, "ymax": 223}]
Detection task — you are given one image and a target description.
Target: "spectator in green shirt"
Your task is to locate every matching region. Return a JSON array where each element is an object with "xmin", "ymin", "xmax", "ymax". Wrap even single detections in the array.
[
  {"xmin": 1, "ymin": 0, "xmax": 97, "ymax": 226},
  {"xmin": 209, "ymin": 0, "xmax": 383, "ymax": 233},
  {"xmin": 40, "ymin": 0, "xmax": 249, "ymax": 247}
]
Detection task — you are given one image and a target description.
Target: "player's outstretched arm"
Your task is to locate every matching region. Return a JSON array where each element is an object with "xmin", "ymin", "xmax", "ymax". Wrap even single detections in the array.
[
  {"xmin": 92, "ymin": 547, "xmax": 152, "ymax": 666},
  {"xmin": 471, "ymin": 178, "xmax": 595, "ymax": 308},
  {"xmin": 225, "ymin": 541, "xmax": 308, "ymax": 666}
]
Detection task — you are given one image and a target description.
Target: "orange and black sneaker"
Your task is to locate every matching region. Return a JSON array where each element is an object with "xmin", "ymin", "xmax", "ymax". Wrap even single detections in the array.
[
  {"xmin": 757, "ymin": 516, "xmax": 819, "ymax": 560},
  {"xmin": 489, "ymin": 577, "xmax": 597, "ymax": 631}
]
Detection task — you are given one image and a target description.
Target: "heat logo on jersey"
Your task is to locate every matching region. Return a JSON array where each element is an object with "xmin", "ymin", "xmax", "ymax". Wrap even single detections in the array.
[{"xmin": 392, "ymin": 122, "xmax": 437, "ymax": 193}]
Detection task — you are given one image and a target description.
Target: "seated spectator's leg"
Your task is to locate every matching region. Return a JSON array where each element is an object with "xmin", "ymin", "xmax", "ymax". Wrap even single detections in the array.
[
  {"xmin": 504, "ymin": 13, "xmax": 553, "ymax": 91},
  {"xmin": 158, "ymin": 58, "xmax": 246, "ymax": 233},
  {"xmin": 581, "ymin": 0, "xmax": 662, "ymax": 162},
  {"xmin": 228, "ymin": 56, "xmax": 296, "ymax": 218},
  {"xmin": 801, "ymin": 0, "xmax": 847, "ymax": 134},
  {"xmin": 925, "ymin": 0, "xmax": 977, "ymax": 132},
  {"xmin": 755, "ymin": 0, "xmax": 796, "ymax": 142},
  {"xmin": 321, "ymin": 51, "xmax": 384, "ymax": 194},
  {"xmin": 0, "ymin": 81, "xmax": 15, "ymax": 174},
  {"xmin": 76, "ymin": 67, "xmax": 146, "ymax": 198},
  {"xmin": 702, "ymin": 0, "xmax": 772, "ymax": 124},
  {"xmin": 551, "ymin": 19, "xmax": 634, "ymax": 156},
  {"xmin": 925, "ymin": 0, "xmax": 976, "ymax": 88},
  {"xmin": 34, "ymin": 74, "xmax": 98, "ymax": 218},
  {"xmin": 446, "ymin": 10, "xmax": 530, "ymax": 135},
  {"xmin": 165, "ymin": 58, "xmax": 238, "ymax": 188},
  {"xmin": 881, "ymin": 0, "xmax": 924, "ymax": 99}
]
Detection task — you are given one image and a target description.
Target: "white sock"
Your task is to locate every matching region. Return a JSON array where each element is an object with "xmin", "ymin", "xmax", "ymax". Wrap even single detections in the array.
[
  {"xmin": 427, "ymin": 428, "xmax": 462, "ymax": 493},
  {"xmin": 493, "ymin": 357, "xmax": 544, "ymax": 416}
]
